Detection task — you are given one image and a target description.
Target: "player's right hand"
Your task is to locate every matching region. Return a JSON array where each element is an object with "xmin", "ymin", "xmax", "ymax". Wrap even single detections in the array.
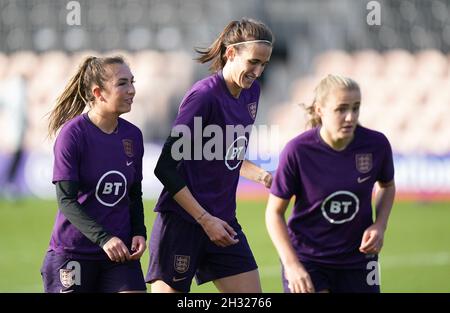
[
  {"xmin": 199, "ymin": 214, "xmax": 239, "ymax": 247},
  {"xmin": 102, "ymin": 236, "xmax": 131, "ymax": 263},
  {"xmin": 284, "ymin": 262, "xmax": 315, "ymax": 293}
]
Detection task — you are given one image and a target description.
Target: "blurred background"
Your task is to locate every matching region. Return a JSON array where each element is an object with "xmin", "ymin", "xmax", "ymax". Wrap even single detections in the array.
[{"xmin": 0, "ymin": 0, "xmax": 449, "ymax": 292}]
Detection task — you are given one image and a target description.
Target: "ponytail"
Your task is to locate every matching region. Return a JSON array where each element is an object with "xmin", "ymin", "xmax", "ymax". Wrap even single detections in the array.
[
  {"xmin": 47, "ymin": 55, "xmax": 125, "ymax": 137},
  {"xmin": 48, "ymin": 57, "xmax": 93, "ymax": 137}
]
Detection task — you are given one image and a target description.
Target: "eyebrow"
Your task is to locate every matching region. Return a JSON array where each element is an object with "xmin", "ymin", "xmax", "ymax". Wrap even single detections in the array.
[
  {"xmin": 250, "ymin": 58, "xmax": 270, "ymax": 65},
  {"xmin": 117, "ymin": 77, "xmax": 134, "ymax": 82},
  {"xmin": 337, "ymin": 101, "xmax": 360, "ymax": 107}
]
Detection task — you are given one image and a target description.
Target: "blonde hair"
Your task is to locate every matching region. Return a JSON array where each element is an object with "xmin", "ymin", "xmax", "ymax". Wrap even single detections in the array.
[
  {"xmin": 47, "ymin": 56, "xmax": 125, "ymax": 137},
  {"xmin": 305, "ymin": 74, "xmax": 360, "ymax": 128},
  {"xmin": 195, "ymin": 18, "xmax": 274, "ymax": 73}
]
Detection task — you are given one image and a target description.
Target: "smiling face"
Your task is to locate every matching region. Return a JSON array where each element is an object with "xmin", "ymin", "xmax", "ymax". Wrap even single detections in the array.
[
  {"xmin": 93, "ymin": 63, "xmax": 135, "ymax": 116},
  {"xmin": 316, "ymin": 87, "xmax": 361, "ymax": 148},
  {"xmin": 223, "ymin": 42, "xmax": 272, "ymax": 97}
]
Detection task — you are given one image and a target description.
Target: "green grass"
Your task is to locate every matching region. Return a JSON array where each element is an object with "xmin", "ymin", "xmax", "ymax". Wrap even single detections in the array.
[{"xmin": 0, "ymin": 198, "xmax": 449, "ymax": 292}]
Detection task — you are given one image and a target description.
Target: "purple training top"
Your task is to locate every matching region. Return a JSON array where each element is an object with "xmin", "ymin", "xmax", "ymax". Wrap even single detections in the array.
[
  {"xmin": 155, "ymin": 71, "xmax": 260, "ymax": 223},
  {"xmin": 270, "ymin": 125, "xmax": 394, "ymax": 268},
  {"xmin": 50, "ymin": 113, "xmax": 144, "ymax": 259}
]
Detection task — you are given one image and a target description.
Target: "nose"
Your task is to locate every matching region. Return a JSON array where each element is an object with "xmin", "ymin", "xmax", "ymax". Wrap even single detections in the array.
[
  {"xmin": 345, "ymin": 110, "xmax": 357, "ymax": 122},
  {"xmin": 253, "ymin": 64, "xmax": 265, "ymax": 78},
  {"xmin": 128, "ymin": 83, "xmax": 135, "ymax": 95}
]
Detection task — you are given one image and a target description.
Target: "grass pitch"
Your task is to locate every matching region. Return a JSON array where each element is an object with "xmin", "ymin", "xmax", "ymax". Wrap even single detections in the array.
[{"xmin": 0, "ymin": 198, "xmax": 449, "ymax": 292}]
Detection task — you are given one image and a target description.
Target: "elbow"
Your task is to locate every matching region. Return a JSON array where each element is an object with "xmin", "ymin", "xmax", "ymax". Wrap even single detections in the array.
[
  {"xmin": 154, "ymin": 160, "xmax": 167, "ymax": 183},
  {"xmin": 154, "ymin": 164, "xmax": 162, "ymax": 181}
]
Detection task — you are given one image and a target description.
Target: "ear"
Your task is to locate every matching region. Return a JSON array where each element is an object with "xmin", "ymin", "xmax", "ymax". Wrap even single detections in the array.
[
  {"xmin": 315, "ymin": 102, "xmax": 323, "ymax": 117},
  {"xmin": 225, "ymin": 46, "xmax": 236, "ymax": 62},
  {"xmin": 92, "ymin": 85, "xmax": 105, "ymax": 102}
]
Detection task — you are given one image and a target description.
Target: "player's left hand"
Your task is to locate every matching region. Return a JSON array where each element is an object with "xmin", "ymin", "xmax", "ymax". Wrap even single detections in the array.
[
  {"xmin": 359, "ymin": 223, "xmax": 385, "ymax": 254},
  {"xmin": 130, "ymin": 235, "xmax": 146, "ymax": 260},
  {"xmin": 259, "ymin": 171, "xmax": 273, "ymax": 189}
]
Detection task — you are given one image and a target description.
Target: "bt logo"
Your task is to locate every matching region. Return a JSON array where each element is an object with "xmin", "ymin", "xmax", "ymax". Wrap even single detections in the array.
[
  {"xmin": 95, "ymin": 170, "xmax": 127, "ymax": 207},
  {"xmin": 225, "ymin": 136, "xmax": 248, "ymax": 170},
  {"xmin": 321, "ymin": 191, "xmax": 359, "ymax": 224}
]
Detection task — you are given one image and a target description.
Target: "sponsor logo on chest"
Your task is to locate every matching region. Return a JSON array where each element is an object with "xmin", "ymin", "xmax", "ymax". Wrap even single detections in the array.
[
  {"xmin": 321, "ymin": 191, "xmax": 360, "ymax": 224},
  {"xmin": 95, "ymin": 170, "xmax": 128, "ymax": 207}
]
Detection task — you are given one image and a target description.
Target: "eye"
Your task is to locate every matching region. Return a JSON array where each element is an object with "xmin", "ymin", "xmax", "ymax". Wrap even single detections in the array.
[
  {"xmin": 118, "ymin": 80, "xmax": 135, "ymax": 86},
  {"xmin": 249, "ymin": 60, "xmax": 259, "ymax": 65}
]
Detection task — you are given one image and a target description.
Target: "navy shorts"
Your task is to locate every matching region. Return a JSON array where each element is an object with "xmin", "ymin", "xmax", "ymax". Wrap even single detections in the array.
[
  {"xmin": 281, "ymin": 260, "xmax": 380, "ymax": 293},
  {"xmin": 41, "ymin": 250, "xmax": 147, "ymax": 293},
  {"xmin": 146, "ymin": 212, "xmax": 258, "ymax": 292}
]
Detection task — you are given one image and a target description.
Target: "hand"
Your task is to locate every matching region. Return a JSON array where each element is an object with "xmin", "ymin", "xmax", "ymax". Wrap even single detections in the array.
[
  {"xmin": 102, "ymin": 236, "xmax": 131, "ymax": 263},
  {"xmin": 284, "ymin": 262, "xmax": 315, "ymax": 293},
  {"xmin": 130, "ymin": 235, "xmax": 146, "ymax": 260},
  {"xmin": 198, "ymin": 213, "xmax": 239, "ymax": 247},
  {"xmin": 259, "ymin": 171, "xmax": 273, "ymax": 189},
  {"xmin": 359, "ymin": 223, "xmax": 385, "ymax": 254}
]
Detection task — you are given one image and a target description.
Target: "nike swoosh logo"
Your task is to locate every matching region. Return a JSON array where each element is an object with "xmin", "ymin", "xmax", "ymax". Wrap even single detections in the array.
[
  {"xmin": 357, "ymin": 176, "xmax": 371, "ymax": 183},
  {"xmin": 126, "ymin": 161, "xmax": 133, "ymax": 166},
  {"xmin": 172, "ymin": 277, "xmax": 187, "ymax": 282},
  {"xmin": 59, "ymin": 289, "xmax": 74, "ymax": 293}
]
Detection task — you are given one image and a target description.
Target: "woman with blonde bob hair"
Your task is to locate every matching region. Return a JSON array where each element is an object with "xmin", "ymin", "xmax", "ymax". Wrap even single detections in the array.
[{"xmin": 266, "ymin": 74, "xmax": 396, "ymax": 293}]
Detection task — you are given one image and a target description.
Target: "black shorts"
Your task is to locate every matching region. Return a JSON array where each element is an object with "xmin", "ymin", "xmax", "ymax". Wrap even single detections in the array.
[{"xmin": 146, "ymin": 211, "xmax": 258, "ymax": 292}]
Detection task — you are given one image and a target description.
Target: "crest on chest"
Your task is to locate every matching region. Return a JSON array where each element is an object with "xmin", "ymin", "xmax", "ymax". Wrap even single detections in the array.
[
  {"xmin": 247, "ymin": 102, "xmax": 257, "ymax": 120},
  {"xmin": 355, "ymin": 153, "xmax": 372, "ymax": 174},
  {"xmin": 122, "ymin": 139, "xmax": 134, "ymax": 157}
]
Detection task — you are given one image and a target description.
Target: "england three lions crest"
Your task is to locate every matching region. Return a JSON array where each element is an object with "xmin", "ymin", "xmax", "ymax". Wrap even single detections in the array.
[
  {"xmin": 59, "ymin": 268, "xmax": 75, "ymax": 288},
  {"xmin": 122, "ymin": 139, "xmax": 134, "ymax": 157},
  {"xmin": 355, "ymin": 153, "xmax": 373, "ymax": 173},
  {"xmin": 174, "ymin": 255, "xmax": 190, "ymax": 274},
  {"xmin": 247, "ymin": 102, "xmax": 257, "ymax": 120}
]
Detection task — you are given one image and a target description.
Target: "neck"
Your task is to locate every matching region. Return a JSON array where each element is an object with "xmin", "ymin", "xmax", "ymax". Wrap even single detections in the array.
[
  {"xmin": 319, "ymin": 127, "xmax": 353, "ymax": 151},
  {"xmin": 222, "ymin": 66, "xmax": 241, "ymax": 98},
  {"xmin": 88, "ymin": 110, "xmax": 118, "ymax": 134}
]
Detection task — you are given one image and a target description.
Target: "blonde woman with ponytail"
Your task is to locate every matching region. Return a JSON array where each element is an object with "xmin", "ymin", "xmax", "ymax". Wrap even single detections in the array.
[
  {"xmin": 41, "ymin": 56, "xmax": 147, "ymax": 293},
  {"xmin": 266, "ymin": 74, "xmax": 396, "ymax": 293}
]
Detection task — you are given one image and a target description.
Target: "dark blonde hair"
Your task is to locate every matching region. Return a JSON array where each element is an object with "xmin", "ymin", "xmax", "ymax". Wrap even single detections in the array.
[
  {"xmin": 48, "ymin": 56, "xmax": 125, "ymax": 137},
  {"xmin": 195, "ymin": 18, "xmax": 274, "ymax": 73},
  {"xmin": 305, "ymin": 74, "xmax": 360, "ymax": 128}
]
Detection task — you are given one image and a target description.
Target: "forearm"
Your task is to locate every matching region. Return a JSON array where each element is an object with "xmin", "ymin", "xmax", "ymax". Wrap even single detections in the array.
[
  {"xmin": 155, "ymin": 135, "xmax": 209, "ymax": 222},
  {"xmin": 265, "ymin": 195, "xmax": 299, "ymax": 267},
  {"xmin": 240, "ymin": 160, "xmax": 272, "ymax": 188},
  {"xmin": 173, "ymin": 186, "xmax": 208, "ymax": 222},
  {"xmin": 129, "ymin": 182, "xmax": 147, "ymax": 239},
  {"xmin": 56, "ymin": 181, "xmax": 112, "ymax": 247},
  {"xmin": 374, "ymin": 181, "xmax": 396, "ymax": 230},
  {"xmin": 240, "ymin": 159, "xmax": 267, "ymax": 183}
]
